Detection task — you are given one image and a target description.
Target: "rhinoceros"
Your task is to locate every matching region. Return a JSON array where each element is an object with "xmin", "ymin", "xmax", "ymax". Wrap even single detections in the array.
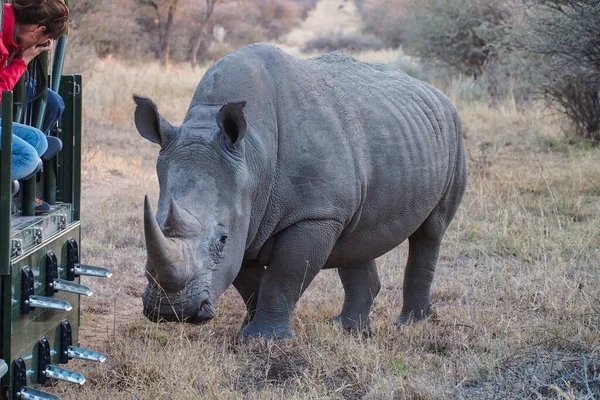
[{"xmin": 134, "ymin": 43, "xmax": 467, "ymax": 340}]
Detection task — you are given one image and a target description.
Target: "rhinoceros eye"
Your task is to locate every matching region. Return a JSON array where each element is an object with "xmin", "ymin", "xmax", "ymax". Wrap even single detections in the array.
[{"xmin": 219, "ymin": 234, "xmax": 228, "ymax": 244}]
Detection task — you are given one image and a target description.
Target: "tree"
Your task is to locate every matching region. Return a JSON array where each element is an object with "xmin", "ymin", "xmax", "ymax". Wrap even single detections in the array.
[
  {"xmin": 190, "ymin": 0, "xmax": 223, "ymax": 69},
  {"xmin": 136, "ymin": 0, "xmax": 180, "ymax": 66},
  {"xmin": 517, "ymin": 0, "xmax": 600, "ymax": 141},
  {"xmin": 355, "ymin": 0, "xmax": 409, "ymax": 48},
  {"xmin": 401, "ymin": 0, "xmax": 516, "ymax": 78}
]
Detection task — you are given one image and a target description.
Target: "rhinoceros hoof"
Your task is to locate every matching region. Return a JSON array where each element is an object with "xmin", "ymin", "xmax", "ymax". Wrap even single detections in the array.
[
  {"xmin": 395, "ymin": 305, "xmax": 437, "ymax": 327},
  {"xmin": 237, "ymin": 322, "xmax": 295, "ymax": 342},
  {"xmin": 330, "ymin": 314, "xmax": 372, "ymax": 337}
]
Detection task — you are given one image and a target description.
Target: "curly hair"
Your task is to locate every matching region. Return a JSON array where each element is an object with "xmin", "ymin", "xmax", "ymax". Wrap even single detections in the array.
[{"xmin": 12, "ymin": 0, "xmax": 69, "ymax": 39}]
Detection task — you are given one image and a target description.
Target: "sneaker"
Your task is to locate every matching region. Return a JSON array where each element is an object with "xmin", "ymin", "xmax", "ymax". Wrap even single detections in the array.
[
  {"xmin": 35, "ymin": 198, "xmax": 51, "ymax": 214},
  {"xmin": 11, "ymin": 180, "xmax": 19, "ymax": 195},
  {"xmin": 42, "ymin": 136, "xmax": 63, "ymax": 160}
]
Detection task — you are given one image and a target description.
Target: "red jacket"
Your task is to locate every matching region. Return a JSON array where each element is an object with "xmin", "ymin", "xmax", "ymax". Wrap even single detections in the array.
[{"xmin": 0, "ymin": 4, "xmax": 27, "ymax": 94}]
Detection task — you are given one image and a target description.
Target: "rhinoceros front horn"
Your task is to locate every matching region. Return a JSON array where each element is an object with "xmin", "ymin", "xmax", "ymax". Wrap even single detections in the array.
[{"xmin": 143, "ymin": 195, "xmax": 189, "ymax": 289}]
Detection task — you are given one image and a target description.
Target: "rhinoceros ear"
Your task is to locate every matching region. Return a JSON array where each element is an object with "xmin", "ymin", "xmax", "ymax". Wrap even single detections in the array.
[
  {"xmin": 217, "ymin": 102, "xmax": 247, "ymax": 148},
  {"xmin": 133, "ymin": 95, "xmax": 176, "ymax": 146}
]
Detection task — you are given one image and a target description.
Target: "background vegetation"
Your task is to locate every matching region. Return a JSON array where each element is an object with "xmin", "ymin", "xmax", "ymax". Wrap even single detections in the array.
[
  {"xmin": 68, "ymin": 0, "xmax": 599, "ymax": 143},
  {"xmin": 51, "ymin": 0, "xmax": 600, "ymax": 398}
]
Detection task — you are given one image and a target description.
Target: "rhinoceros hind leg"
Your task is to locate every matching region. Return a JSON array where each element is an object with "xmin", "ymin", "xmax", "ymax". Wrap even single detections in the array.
[
  {"xmin": 396, "ymin": 219, "xmax": 443, "ymax": 326},
  {"xmin": 396, "ymin": 170, "xmax": 466, "ymax": 326},
  {"xmin": 331, "ymin": 260, "xmax": 380, "ymax": 335},
  {"xmin": 232, "ymin": 264, "xmax": 264, "ymax": 330}
]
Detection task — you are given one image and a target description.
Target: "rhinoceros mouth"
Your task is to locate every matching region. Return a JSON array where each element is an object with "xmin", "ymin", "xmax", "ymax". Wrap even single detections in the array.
[
  {"xmin": 142, "ymin": 286, "xmax": 216, "ymax": 324},
  {"xmin": 189, "ymin": 299, "xmax": 216, "ymax": 323}
]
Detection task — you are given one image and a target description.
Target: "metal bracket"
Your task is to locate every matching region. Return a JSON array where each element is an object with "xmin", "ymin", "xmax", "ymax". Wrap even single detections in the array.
[
  {"xmin": 52, "ymin": 214, "xmax": 67, "ymax": 230},
  {"xmin": 60, "ymin": 321, "xmax": 106, "ymax": 364},
  {"xmin": 66, "ymin": 238, "xmax": 78, "ymax": 281},
  {"xmin": 21, "ymin": 267, "xmax": 35, "ymax": 314},
  {"xmin": 37, "ymin": 338, "xmax": 51, "ymax": 385},
  {"xmin": 45, "ymin": 252, "xmax": 59, "ymax": 296},
  {"xmin": 10, "ymin": 239, "xmax": 22, "ymax": 258},
  {"xmin": 26, "ymin": 228, "xmax": 43, "ymax": 246},
  {"xmin": 59, "ymin": 321, "xmax": 72, "ymax": 364},
  {"xmin": 12, "ymin": 358, "xmax": 26, "ymax": 400},
  {"xmin": 66, "ymin": 238, "xmax": 112, "ymax": 280},
  {"xmin": 38, "ymin": 337, "xmax": 85, "ymax": 386},
  {"xmin": 46, "ymin": 252, "xmax": 92, "ymax": 297},
  {"xmin": 21, "ymin": 266, "xmax": 72, "ymax": 314}
]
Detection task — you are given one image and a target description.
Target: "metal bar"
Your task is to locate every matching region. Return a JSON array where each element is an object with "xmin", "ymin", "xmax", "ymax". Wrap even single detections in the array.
[
  {"xmin": 67, "ymin": 346, "xmax": 106, "ymax": 363},
  {"xmin": 1, "ymin": 93, "xmax": 13, "ymax": 390},
  {"xmin": 42, "ymin": 365, "xmax": 85, "ymax": 385},
  {"xmin": 52, "ymin": 279, "xmax": 93, "ymax": 296},
  {"xmin": 27, "ymin": 296, "xmax": 72, "ymax": 311},
  {"xmin": 17, "ymin": 387, "xmax": 61, "ymax": 400},
  {"xmin": 13, "ymin": 77, "xmax": 25, "ymax": 124},
  {"xmin": 31, "ymin": 53, "xmax": 49, "ymax": 131},
  {"xmin": 73, "ymin": 264, "xmax": 112, "ymax": 278},
  {"xmin": 51, "ymin": 36, "xmax": 67, "ymax": 93},
  {"xmin": 57, "ymin": 76, "xmax": 73, "ymax": 206},
  {"xmin": 72, "ymin": 75, "xmax": 82, "ymax": 221},
  {"xmin": 43, "ymin": 158, "xmax": 56, "ymax": 204},
  {"xmin": 0, "ymin": 91, "xmax": 13, "ymax": 275}
]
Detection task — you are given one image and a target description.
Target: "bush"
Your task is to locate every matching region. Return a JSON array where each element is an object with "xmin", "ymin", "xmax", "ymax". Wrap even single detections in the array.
[
  {"xmin": 302, "ymin": 32, "xmax": 386, "ymax": 53},
  {"xmin": 515, "ymin": 0, "xmax": 600, "ymax": 142},
  {"xmin": 400, "ymin": 0, "xmax": 516, "ymax": 78},
  {"xmin": 68, "ymin": 0, "xmax": 316, "ymax": 64},
  {"xmin": 354, "ymin": 0, "xmax": 409, "ymax": 48}
]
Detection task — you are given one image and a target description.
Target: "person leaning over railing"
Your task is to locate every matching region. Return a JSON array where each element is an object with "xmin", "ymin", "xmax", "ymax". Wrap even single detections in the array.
[{"xmin": 0, "ymin": 0, "xmax": 68, "ymax": 183}]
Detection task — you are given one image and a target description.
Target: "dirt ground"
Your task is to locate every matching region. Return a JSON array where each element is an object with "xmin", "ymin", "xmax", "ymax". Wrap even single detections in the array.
[{"xmin": 46, "ymin": 0, "xmax": 600, "ymax": 398}]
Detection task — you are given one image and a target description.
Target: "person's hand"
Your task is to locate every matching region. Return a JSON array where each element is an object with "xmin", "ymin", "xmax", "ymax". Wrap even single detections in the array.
[{"xmin": 16, "ymin": 40, "xmax": 53, "ymax": 65}]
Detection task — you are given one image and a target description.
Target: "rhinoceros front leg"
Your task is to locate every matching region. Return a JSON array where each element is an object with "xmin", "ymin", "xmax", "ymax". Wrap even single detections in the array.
[
  {"xmin": 232, "ymin": 263, "xmax": 264, "ymax": 329},
  {"xmin": 238, "ymin": 220, "xmax": 342, "ymax": 341},
  {"xmin": 332, "ymin": 260, "xmax": 380, "ymax": 335}
]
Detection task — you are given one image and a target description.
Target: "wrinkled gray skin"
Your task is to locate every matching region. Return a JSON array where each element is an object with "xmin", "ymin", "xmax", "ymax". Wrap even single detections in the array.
[{"xmin": 135, "ymin": 43, "xmax": 467, "ymax": 341}]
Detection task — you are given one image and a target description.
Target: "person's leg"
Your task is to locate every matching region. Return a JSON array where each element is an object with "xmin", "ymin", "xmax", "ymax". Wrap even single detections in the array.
[
  {"xmin": 11, "ymin": 122, "xmax": 47, "ymax": 156},
  {"xmin": 0, "ymin": 130, "xmax": 40, "ymax": 180},
  {"xmin": 42, "ymin": 89, "xmax": 65, "ymax": 135}
]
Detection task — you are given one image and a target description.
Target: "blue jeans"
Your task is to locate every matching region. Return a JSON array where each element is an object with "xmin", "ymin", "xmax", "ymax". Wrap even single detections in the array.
[
  {"xmin": 0, "ymin": 121, "xmax": 47, "ymax": 180},
  {"xmin": 43, "ymin": 88, "xmax": 65, "ymax": 135},
  {"xmin": 25, "ymin": 80, "xmax": 65, "ymax": 135}
]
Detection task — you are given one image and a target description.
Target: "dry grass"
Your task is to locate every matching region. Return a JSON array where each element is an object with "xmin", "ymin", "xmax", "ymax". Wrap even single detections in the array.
[
  {"xmin": 49, "ymin": 56, "xmax": 600, "ymax": 399},
  {"xmin": 49, "ymin": 0, "xmax": 599, "ymax": 398}
]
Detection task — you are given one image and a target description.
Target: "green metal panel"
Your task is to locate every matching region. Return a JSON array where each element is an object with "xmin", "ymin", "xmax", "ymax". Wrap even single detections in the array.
[
  {"xmin": 1, "ymin": 92, "xmax": 13, "ymax": 276},
  {"xmin": 2, "ymin": 224, "xmax": 81, "ymax": 390}
]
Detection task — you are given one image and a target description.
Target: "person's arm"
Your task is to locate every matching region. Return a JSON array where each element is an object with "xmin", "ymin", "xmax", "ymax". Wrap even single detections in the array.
[
  {"xmin": 0, "ymin": 58, "xmax": 27, "ymax": 92},
  {"xmin": 0, "ymin": 41, "xmax": 53, "ymax": 93}
]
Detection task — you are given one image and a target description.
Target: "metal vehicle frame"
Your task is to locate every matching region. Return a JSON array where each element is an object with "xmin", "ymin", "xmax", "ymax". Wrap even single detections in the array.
[{"xmin": 0, "ymin": 2, "xmax": 110, "ymax": 398}]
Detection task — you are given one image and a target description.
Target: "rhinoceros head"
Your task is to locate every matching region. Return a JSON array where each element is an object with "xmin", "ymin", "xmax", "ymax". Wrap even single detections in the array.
[{"xmin": 133, "ymin": 95, "xmax": 250, "ymax": 323}]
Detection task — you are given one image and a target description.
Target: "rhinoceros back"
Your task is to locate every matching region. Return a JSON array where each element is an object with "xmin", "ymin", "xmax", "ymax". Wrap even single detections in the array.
[{"xmin": 190, "ymin": 43, "xmax": 465, "ymax": 264}]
